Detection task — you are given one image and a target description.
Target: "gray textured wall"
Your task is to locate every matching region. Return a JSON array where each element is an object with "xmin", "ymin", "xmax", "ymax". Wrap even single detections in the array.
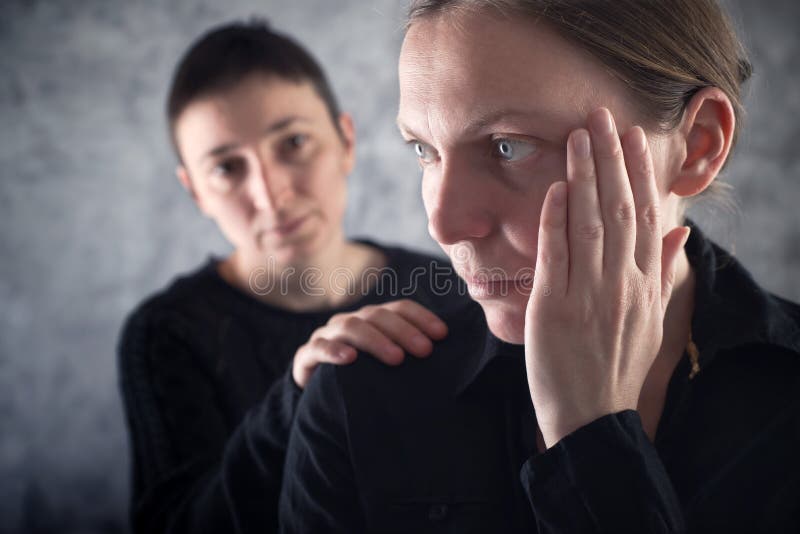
[{"xmin": 1, "ymin": 1, "xmax": 797, "ymax": 532}]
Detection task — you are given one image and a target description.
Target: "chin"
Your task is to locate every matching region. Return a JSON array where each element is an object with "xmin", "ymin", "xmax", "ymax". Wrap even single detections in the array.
[
  {"xmin": 478, "ymin": 296, "xmax": 526, "ymax": 345},
  {"xmin": 259, "ymin": 227, "xmax": 324, "ymax": 267}
]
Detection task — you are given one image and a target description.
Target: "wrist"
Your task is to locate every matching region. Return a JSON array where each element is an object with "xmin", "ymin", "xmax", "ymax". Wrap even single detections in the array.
[{"xmin": 538, "ymin": 403, "xmax": 636, "ymax": 448}]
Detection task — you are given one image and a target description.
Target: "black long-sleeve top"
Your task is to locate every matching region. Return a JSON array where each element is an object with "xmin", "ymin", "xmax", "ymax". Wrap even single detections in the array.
[
  {"xmin": 117, "ymin": 240, "xmax": 468, "ymax": 533},
  {"xmin": 279, "ymin": 221, "xmax": 800, "ymax": 533}
]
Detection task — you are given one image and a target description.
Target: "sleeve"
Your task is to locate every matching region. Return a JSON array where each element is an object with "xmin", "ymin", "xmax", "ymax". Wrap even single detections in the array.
[
  {"xmin": 279, "ymin": 364, "xmax": 365, "ymax": 533},
  {"xmin": 118, "ymin": 307, "xmax": 303, "ymax": 534},
  {"xmin": 519, "ymin": 410, "xmax": 686, "ymax": 534}
]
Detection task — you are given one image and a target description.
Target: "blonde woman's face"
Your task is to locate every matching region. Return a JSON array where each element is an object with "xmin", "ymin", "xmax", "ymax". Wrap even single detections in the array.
[{"xmin": 398, "ymin": 10, "xmax": 677, "ymax": 341}]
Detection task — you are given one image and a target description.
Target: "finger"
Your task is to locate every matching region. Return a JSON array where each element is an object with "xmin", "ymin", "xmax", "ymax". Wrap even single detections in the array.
[
  {"xmin": 383, "ymin": 299, "xmax": 448, "ymax": 340},
  {"xmin": 305, "ymin": 337, "xmax": 358, "ymax": 364},
  {"xmin": 534, "ymin": 181, "xmax": 569, "ymax": 299},
  {"xmin": 326, "ymin": 316, "xmax": 405, "ymax": 365},
  {"xmin": 566, "ymin": 127, "xmax": 604, "ymax": 292},
  {"xmin": 357, "ymin": 305, "xmax": 435, "ymax": 358},
  {"xmin": 621, "ymin": 126, "xmax": 661, "ymax": 274},
  {"xmin": 588, "ymin": 108, "xmax": 636, "ymax": 274},
  {"xmin": 660, "ymin": 226, "xmax": 691, "ymax": 316},
  {"xmin": 292, "ymin": 339, "xmax": 358, "ymax": 389}
]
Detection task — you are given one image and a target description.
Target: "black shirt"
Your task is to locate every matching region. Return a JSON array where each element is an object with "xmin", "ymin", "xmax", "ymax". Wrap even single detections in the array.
[
  {"xmin": 279, "ymin": 221, "xmax": 800, "ymax": 533},
  {"xmin": 117, "ymin": 240, "xmax": 468, "ymax": 533}
]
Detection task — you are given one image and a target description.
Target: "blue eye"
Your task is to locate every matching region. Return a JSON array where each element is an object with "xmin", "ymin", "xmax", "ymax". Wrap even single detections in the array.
[
  {"xmin": 493, "ymin": 138, "xmax": 537, "ymax": 162},
  {"xmin": 411, "ymin": 141, "xmax": 438, "ymax": 164}
]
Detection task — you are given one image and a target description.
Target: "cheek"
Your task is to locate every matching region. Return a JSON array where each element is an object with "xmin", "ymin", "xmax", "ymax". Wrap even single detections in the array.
[
  {"xmin": 420, "ymin": 173, "xmax": 436, "ymax": 216},
  {"xmin": 213, "ymin": 195, "xmax": 255, "ymax": 227},
  {"xmin": 299, "ymin": 152, "xmax": 348, "ymax": 212},
  {"xmin": 201, "ymin": 195, "xmax": 257, "ymax": 248},
  {"xmin": 499, "ymin": 184, "xmax": 553, "ymax": 260}
]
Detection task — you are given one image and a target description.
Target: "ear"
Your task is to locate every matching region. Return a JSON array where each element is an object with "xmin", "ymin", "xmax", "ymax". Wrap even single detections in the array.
[
  {"xmin": 176, "ymin": 165, "xmax": 211, "ymax": 216},
  {"xmin": 337, "ymin": 112, "xmax": 356, "ymax": 175},
  {"xmin": 669, "ymin": 87, "xmax": 735, "ymax": 197}
]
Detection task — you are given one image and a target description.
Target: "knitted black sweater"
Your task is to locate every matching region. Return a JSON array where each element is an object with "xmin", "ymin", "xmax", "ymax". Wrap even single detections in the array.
[{"xmin": 117, "ymin": 241, "xmax": 467, "ymax": 533}]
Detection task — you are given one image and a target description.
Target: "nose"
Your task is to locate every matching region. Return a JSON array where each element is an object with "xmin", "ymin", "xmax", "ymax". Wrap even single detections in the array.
[
  {"xmin": 424, "ymin": 157, "xmax": 493, "ymax": 246},
  {"xmin": 248, "ymin": 155, "xmax": 293, "ymax": 213}
]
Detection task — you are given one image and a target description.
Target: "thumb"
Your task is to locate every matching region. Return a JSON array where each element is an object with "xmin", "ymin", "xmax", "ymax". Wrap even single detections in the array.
[{"xmin": 660, "ymin": 225, "xmax": 691, "ymax": 315}]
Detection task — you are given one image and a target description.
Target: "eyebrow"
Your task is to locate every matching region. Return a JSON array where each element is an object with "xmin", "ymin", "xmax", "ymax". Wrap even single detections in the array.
[
  {"xmin": 397, "ymin": 107, "xmax": 569, "ymax": 141},
  {"xmin": 201, "ymin": 116, "xmax": 310, "ymax": 162}
]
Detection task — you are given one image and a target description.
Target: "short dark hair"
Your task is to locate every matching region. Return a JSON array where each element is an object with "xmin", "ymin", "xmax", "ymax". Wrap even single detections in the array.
[{"xmin": 166, "ymin": 19, "xmax": 343, "ymax": 160}]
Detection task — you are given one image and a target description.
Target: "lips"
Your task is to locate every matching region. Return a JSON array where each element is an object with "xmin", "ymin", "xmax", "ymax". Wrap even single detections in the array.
[
  {"xmin": 458, "ymin": 270, "xmax": 534, "ymax": 299},
  {"xmin": 271, "ymin": 214, "xmax": 310, "ymax": 236}
]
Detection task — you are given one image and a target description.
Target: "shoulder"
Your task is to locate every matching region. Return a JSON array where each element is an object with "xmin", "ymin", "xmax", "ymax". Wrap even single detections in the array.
[
  {"xmin": 117, "ymin": 260, "xmax": 220, "ymax": 364},
  {"xmin": 129, "ymin": 260, "xmax": 220, "ymax": 319},
  {"xmin": 305, "ymin": 298, "xmax": 485, "ymax": 412}
]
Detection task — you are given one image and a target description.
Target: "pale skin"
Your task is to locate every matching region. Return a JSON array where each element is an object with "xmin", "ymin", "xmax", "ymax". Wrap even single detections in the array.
[
  {"xmin": 398, "ymin": 11, "xmax": 735, "ymax": 447},
  {"xmin": 173, "ymin": 73, "xmax": 448, "ymax": 387}
]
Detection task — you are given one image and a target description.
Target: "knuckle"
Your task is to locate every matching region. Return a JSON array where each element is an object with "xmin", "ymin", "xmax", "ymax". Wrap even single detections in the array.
[
  {"xmin": 359, "ymin": 304, "xmax": 377, "ymax": 315},
  {"xmin": 576, "ymin": 168, "xmax": 597, "ymax": 183},
  {"xmin": 637, "ymin": 157, "xmax": 652, "ymax": 178},
  {"xmin": 614, "ymin": 201, "xmax": 636, "ymax": 225},
  {"xmin": 597, "ymin": 144, "xmax": 623, "ymax": 161},
  {"xmin": 538, "ymin": 248, "xmax": 568, "ymax": 266},
  {"xmin": 341, "ymin": 315, "xmax": 362, "ymax": 330},
  {"xmin": 605, "ymin": 200, "xmax": 635, "ymax": 226},
  {"xmin": 387, "ymin": 299, "xmax": 411, "ymax": 309},
  {"xmin": 368, "ymin": 306, "xmax": 393, "ymax": 322},
  {"xmin": 639, "ymin": 203, "xmax": 660, "ymax": 228},
  {"xmin": 328, "ymin": 312, "xmax": 348, "ymax": 326},
  {"xmin": 576, "ymin": 222, "xmax": 604, "ymax": 241}
]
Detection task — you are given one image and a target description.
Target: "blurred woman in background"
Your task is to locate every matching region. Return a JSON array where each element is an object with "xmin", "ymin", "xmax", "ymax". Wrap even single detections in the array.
[{"xmin": 118, "ymin": 20, "xmax": 466, "ymax": 533}]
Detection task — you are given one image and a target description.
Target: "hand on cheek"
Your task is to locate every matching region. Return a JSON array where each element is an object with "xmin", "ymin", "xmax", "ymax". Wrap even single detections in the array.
[{"xmin": 524, "ymin": 108, "xmax": 691, "ymax": 448}]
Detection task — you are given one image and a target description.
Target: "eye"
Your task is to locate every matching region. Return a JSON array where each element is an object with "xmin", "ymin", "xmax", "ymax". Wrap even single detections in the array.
[
  {"xmin": 279, "ymin": 133, "xmax": 313, "ymax": 162},
  {"xmin": 492, "ymin": 138, "xmax": 537, "ymax": 162},
  {"xmin": 284, "ymin": 134, "xmax": 309, "ymax": 151},
  {"xmin": 410, "ymin": 141, "xmax": 438, "ymax": 164},
  {"xmin": 211, "ymin": 157, "xmax": 246, "ymax": 178}
]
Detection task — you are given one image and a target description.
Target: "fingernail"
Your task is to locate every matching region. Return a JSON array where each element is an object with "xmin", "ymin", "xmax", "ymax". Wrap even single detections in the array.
[
  {"xmin": 551, "ymin": 181, "xmax": 567, "ymax": 206},
  {"xmin": 337, "ymin": 348, "xmax": 354, "ymax": 359},
  {"xmin": 591, "ymin": 108, "xmax": 614, "ymax": 135},
  {"xmin": 386, "ymin": 345, "xmax": 404, "ymax": 359},
  {"xmin": 432, "ymin": 321, "xmax": 447, "ymax": 337},
  {"xmin": 573, "ymin": 129, "xmax": 591, "ymax": 159},
  {"xmin": 629, "ymin": 126, "xmax": 647, "ymax": 154},
  {"xmin": 411, "ymin": 335, "xmax": 430, "ymax": 351},
  {"xmin": 682, "ymin": 226, "xmax": 691, "ymax": 247}
]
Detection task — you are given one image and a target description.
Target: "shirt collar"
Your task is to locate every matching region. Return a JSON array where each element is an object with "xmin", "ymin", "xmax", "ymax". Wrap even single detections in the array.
[
  {"xmin": 684, "ymin": 218, "xmax": 800, "ymax": 370},
  {"xmin": 453, "ymin": 314, "xmax": 524, "ymax": 396},
  {"xmin": 454, "ymin": 218, "xmax": 800, "ymax": 395}
]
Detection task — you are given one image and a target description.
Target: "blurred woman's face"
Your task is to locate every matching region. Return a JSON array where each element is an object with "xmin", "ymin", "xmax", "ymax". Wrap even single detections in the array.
[
  {"xmin": 175, "ymin": 74, "xmax": 354, "ymax": 267},
  {"xmin": 398, "ymin": 10, "xmax": 677, "ymax": 342}
]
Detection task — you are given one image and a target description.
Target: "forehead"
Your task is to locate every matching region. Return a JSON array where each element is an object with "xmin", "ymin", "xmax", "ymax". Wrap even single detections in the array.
[
  {"xmin": 174, "ymin": 75, "xmax": 328, "ymax": 161},
  {"xmin": 179, "ymin": 75, "xmax": 324, "ymax": 132},
  {"xmin": 398, "ymin": 9, "xmax": 632, "ymax": 138}
]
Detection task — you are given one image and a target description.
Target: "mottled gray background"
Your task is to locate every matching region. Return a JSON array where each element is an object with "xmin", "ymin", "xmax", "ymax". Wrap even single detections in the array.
[{"xmin": 0, "ymin": 0, "xmax": 798, "ymax": 532}]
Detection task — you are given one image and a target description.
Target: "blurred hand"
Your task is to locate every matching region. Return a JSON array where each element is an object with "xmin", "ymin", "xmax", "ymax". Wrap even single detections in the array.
[{"xmin": 292, "ymin": 299, "xmax": 448, "ymax": 388}]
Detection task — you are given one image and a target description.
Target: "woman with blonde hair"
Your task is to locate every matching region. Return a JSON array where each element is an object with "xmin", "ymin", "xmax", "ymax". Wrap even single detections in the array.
[{"xmin": 280, "ymin": 1, "xmax": 800, "ymax": 532}]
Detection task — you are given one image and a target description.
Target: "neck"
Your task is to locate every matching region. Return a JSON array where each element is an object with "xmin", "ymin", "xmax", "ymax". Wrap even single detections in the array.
[{"xmin": 220, "ymin": 233, "xmax": 386, "ymax": 312}]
